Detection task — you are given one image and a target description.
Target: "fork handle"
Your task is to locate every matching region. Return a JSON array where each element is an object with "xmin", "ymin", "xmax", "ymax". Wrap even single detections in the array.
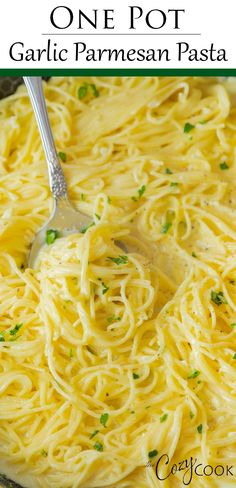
[{"xmin": 23, "ymin": 77, "xmax": 68, "ymax": 200}]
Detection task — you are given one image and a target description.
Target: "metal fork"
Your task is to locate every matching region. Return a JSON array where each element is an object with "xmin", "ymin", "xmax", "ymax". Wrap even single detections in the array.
[{"xmin": 24, "ymin": 77, "xmax": 93, "ymax": 267}]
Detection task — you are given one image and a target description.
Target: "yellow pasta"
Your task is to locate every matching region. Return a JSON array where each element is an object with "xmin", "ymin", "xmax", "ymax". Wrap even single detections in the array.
[{"xmin": 1, "ymin": 77, "xmax": 236, "ymax": 487}]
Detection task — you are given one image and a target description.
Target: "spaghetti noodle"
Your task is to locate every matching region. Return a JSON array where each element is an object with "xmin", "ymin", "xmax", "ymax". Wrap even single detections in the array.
[{"xmin": 0, "ymin": 77, "xmax": 236, "ymax": 487}]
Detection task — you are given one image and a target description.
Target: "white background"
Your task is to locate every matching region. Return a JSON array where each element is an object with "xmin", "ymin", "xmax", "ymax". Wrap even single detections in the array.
[{"xmin": 0, "ymin": 0, "xmax": 235, "ymax": 68}]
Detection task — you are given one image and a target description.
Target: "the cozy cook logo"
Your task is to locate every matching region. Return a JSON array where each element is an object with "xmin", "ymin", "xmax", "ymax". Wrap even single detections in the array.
[{"xmin": 146, "ymin": 454, "xmax": 234, "ymax": 485}]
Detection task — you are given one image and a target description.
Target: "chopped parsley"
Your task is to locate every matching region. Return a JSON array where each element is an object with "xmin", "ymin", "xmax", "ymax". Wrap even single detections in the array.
[
  {"xmin": 80, "ymin": 222, "xmax": 95, "ymax": 234},
  {"xmin": 90, "ymin": 84, "xmax": 100, "ymax": 98},
  {"xmin": 190, "ymin": 411, "xmax": 195, "ymax": 419},
  {"xmin": 107, "ymin": 315, "xmax": 121, "ymax": 324},
  {"xmin": 58, "ymin": 151, "xmax": 67, "ymax": 163},
  {"xmin": 160, "ymin": 413, "xmax": 168, "ymax": 423},
  {"xmin": 187, "ymin": 370, "xmax": 200, "ymax": 380},
  {"xmin": 184, "ymin": 122, "xmax": 195, "ymax": 134},
  {"xmin": 107, "ymin": 255, "xmax": 128, "ymax": 265},
  {"xmin": 94, "ymin": 441, "xmax": 103, "ymax": 452},
  {"xmin": 41, "ymin": 449, "xmax": 48, "ymax": 457},
  {"xmin": 192, "ymin": 252, "xmax": 197, "ymax": 258},
  {"xmin": 0, "ymin": 324, "xmax": 23, "ymax": 342},
  {"xmin": 161, "ymin": 222, "xmax": 172, "ymax": 234},
  {"xmin": 46, "ymin": 229, "xmax": 60, "ymax": 245},
  {"xmin": 211, "ymin": 290, "xmax": 227, "ymax": 306},
  {"xmin": 148, "ymin": 449, "xmax": 158, "ymax": 459},
  {"xmin": 69, "ymin": 348, "xmax": 74, "ymax": 358},
  {"xmin": 100, "ymin": 413, "xmax": 109, "ymax": 428},
  {"xmin": 133, "ymin": 373, "xmax": 140, "ymax": 379},
  {"xmin": 107, "ymin": 196, "xmax": 112, "ymax": 204},
  {"xmin": 94, "ymin": 213, "xmax": 101, "ymax": 220},
  {"xmin": 9, "ymin": 323, "xmax": 23, "ymax": 337},
  {"xmin": 170, "ymin": 182, "xmax": 178, "ymax": 187},
  {"xmin": 78, "ymin": 83, "xmax": 99, "ymax": 100},
  {"xmin": 165, "ymin": 168, "xmax": 173, "ymax": 174},
  {"xmin": 197, "ymin": 424, "xmax": 203, "ymax": 434},
  {"xmin": 233, "ymin": 353, "xmax": 236, "ymax": 360},
  {"xmin": 78, "ymin": 85, "xmax": 88, "ymax": 100},
  {"xmin": 219, "ymin": 162, "xmax": 229, "ymax": 170},
  {"xmin": 132, "ymin": 185, "xmax": 146, "ymax": 202},
  {"xmin": 90, "ymin": 430, "xmax": 99, "ymax": 439},
  {"xmin": 230, "ymin": 323, "xmax": 236, "ymax": 328},
  {"xmin": 102, "ymin": 282, "xmax": 109, "ymax": 295},
  {"xmin": 80, "ymin": 193, "xmax": 86, "ymax": 201}
]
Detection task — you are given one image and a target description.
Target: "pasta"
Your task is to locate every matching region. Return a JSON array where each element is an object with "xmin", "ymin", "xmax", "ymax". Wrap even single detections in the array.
[{"xmin": 1, "ymin": 76, "xmax": 236, "ymax": 487}]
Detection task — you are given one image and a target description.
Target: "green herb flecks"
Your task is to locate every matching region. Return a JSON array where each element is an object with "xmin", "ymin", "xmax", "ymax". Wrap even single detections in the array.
[
  {"xmin": 188, "ymin": 370, "xmax": 200, "ymax": 380},
  {"xmin": 46, "ymin": 229, "xmax": 60, "ymax": 245},
  {"xmin": 148, "ymin": 449, "xmax": 158, "ymax": 459},
  {"xmin": 41, "ymin": 449, "xmax": 48, "ymax": 457},
  {"xmin": 100, "ymin": 413, "xmax": 109, "ymax": 428},
  {"xmin": 133, "ymin": 373, "xmax": 140, "ymax": 379},
  {"xmin": 94, "ymin": 441, "xmax": 103, "ymax": 452},
  {"xmin": 78, "ymin": 83, "xmax": 100, "ymax": 100},
  {"xmin": 58, "ymin": 152, "xmax": 67, "ymax": 163},
  {"xmin": 184, "ymin": 122, "xmax": 195, "ymax": 134},
  {"xmin": 69, "ymin": 348, "xmax": 74, "ymax": 358},
  {"xmin": 80, "ymin": 222, "xmax": 95, "ymax": 234},
  {"xmin": 165, "ymin": 168, "xmax": 173, "ymax": 174},
  {"xmin": 160, "ymin": 413, "xmax": 168, "ymax": 423},
  {"xmin": 107, "ymin": 315, "xmax": 121, "ymax": 324},
  {"xmin": 170, "ymin": 182, "xmax": 178, "ymax": 188},
  {"xmin": 107, "ymin": 255, "xmax": 128, "ymax": 265},
  {"xmin": 9, "ymin": 323, "xmax": 23, "ymax": 337},
  {"xmin": 90, "ymin": 84, "xmax": 99, "ymax": 98},
  {"xmin": 190, "ymin": 411, "xmax": 194, "ymax": 419},
  {"xmin": 132, "ymin": 185, "xmax": 146, "ymax": 202},
  {"xmin": 211, "ymin": 290, "xmax": 227, "ymax": 306},
  {"xmin": 78, "ymin": 85, "xmax": 88, "ymax": 100},
  {"xmin": 102, "ymin": 282, "xmax": 109, "ymax": 295},
  {"xmin": 219, "ymin": 162, "xmax": 229, "ymax": 170},
  {"xmin": 90, "ymin": 430, "xmax": 99, "ymax": 439},
  {"xmin": 197, "ymin": 424, "xmax": 203, "ymax": 434},
  {"xmin": 161, "ymin": 222, "xmax": 172, "ymax": 234}
]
